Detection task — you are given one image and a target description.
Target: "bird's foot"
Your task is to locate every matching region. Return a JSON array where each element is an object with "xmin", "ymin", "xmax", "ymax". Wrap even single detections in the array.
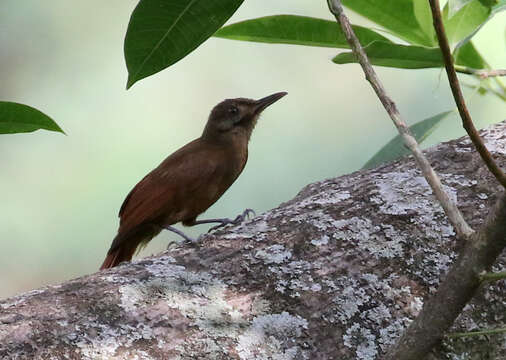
[
  {"xmin": 165, "ymin": 209, "xmax": 256, "ymax": 248},
  {"xmin": 164, "ymin": 225, "xmax": 199, "ymax": 247},
  {"xmin": 207, "ymin": 208, "xmax": 256, "ymax": 233}
]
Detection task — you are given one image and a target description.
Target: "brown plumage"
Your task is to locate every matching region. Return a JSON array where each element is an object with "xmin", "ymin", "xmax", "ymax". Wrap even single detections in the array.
[{"xmin": 100, "ymin": 92, "xmax": 287, "ymax": 270}]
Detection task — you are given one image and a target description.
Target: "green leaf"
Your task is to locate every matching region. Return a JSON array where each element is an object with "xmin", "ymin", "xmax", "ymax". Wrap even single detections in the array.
[
  {"xmin": 362, "ymin": 111, "xmax": 453, "ymax": 169},
  {"xmin": 125, "ymin": 0, "xmax": 244, "ymax": 89},
  {"xmin": 0, "ymin": 102, "xmax": 64, "ymax": 135},
  {"xmin": 479, "ymin": 0, "xmax": 499, "ymax": 7},
  {"xmin": 454, "ymin": 41, "xmax": 487, "ymax": 68},
  {"xmin": 443, "ymin": 0, "xmax": 491, "ymax": 45},
  {"xmin": 448, "ymin": 0, "xmax": 474, "ymax": 18},
  {"xmin": 214, "ymin": 15, "xmax": 391, "ymax": 48},
  {"xmin": 413, "ymin": 0, "xmax": 436, "ymax": 43},
  {"xmin": 333, "ymin": 41, "xmax": 443, "ymax": 69},
  {"xmin": 341, "ymin": 0, "xmax": 436, "ymax": 46}
]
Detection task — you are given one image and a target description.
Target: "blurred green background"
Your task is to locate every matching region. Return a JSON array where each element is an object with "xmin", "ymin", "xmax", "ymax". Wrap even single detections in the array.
[{"xmin": 0, "ymin": 1, "xmax": 505, "ymax": 299}]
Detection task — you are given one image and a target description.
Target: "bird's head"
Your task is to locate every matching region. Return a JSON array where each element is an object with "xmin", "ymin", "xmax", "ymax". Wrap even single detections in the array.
[{"xmin": 202, "ymin": 92, "xmax": 287, "ymax": 142}]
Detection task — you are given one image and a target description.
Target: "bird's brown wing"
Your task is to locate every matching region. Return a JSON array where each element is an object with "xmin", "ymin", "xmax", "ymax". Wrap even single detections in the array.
[{"xmin": 115, "ymin": 140, "xmax": 237, "ymax": 241}]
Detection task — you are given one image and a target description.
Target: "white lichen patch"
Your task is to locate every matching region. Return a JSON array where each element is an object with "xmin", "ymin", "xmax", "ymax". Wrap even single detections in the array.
[
  {"xmin": 373, "ymin": 170, "xmax": 456, "ymax": 238},
  {"xmin": 268, "ymin": 260, "xmax": 320, "ymax": 298},
  {"xmin": 412, "ymin": 248, "xmax": 454, "ymax": 286},
  {"xmin": 343, "ymin": 323, "xmax": 378, "ymax": 360},
  {"xmin": 297, "ymin": 189, "xmax": 351, "ymax": 207},
  {"xmin": 361, "ymin": 304, "xmax": 392, "ymax": 325},
  {"xmin": 311, "ymin": 235, "xmax": 329, "ymax": 246},
  {"xmin": 284, "ymin": 196, "xmax": 410, "ymax": 264},
  {"xmin": 331, "ymin": 276, "xmax": 372, "ymax": 323},
  {"xmin": 236, "ymin": 312, "xmax": 308, "ymax": 360},
  {"xmin": 255, "ymin": 245, "xmax": 292, "ymax": 264},
  {"xmin": 119, "ymin": 264, "xmax": 246, "ymax": 339},
  {"xmin": 290, "ymin": 209, "xmax": 340, "ymax": 233},
  {"xmin": 481, "ymin": 122, "xmax": 506, "ymax": 155},
  {"xmin": 377, "ymin": 317, "xmax": 410, "ymax": 349},
  {"xmin": 358, "ymin": 223, "xmax": 404, "ymax": 259},
  {"xmin": 328, "ymin": 217, "xmax": 405, "ymax": 259},
  {"xmin": 267, "ymin": 183, "xmax": 354, "ymax": 225},
  {"xmin": 409, "ymin": 296, "xmax": 423, "ymax": 316},
  {"xmin": 477, "ymin": 193, "xmax": 488, "ymax": 200},
  {"xmin": 223, "ymin": 219, "xmax": 273, "ymax": 242},
  {"xmin": 321, "ymin": 272, "xmax": 423, "ymax": 357},
  {"xmin": 441, "ymin": 174, "xmax": 477, "ymax": 187},
  {"xmin": 0, "ymin": 288, "xmax": 45, "ymax": 309}
]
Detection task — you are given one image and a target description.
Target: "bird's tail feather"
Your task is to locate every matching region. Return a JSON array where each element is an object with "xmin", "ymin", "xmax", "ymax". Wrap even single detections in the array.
[
  {"xmin": 99, "ymin": 225, "xmax": 161, "ymax": 270},
  {"xmin": 99, "ymin": 243, "xmax": 136, "ymax": 270}
]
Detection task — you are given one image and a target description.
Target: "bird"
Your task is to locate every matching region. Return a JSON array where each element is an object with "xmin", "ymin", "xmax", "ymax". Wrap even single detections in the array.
[{"xmin": 100, "ymin": 92, "xmax": 287, "ymax": 270}]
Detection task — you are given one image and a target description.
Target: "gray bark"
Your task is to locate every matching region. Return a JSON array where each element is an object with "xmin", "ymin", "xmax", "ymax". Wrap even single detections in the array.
[{"xmin": 1, "ymin": 122, "xmax": 505, "ymax": 360}]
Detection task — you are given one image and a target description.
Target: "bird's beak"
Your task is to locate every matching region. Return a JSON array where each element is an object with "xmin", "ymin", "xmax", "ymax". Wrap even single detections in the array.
[{"xmin": 254, "ymin": 92, "xmax": 288, "ymax": 114}]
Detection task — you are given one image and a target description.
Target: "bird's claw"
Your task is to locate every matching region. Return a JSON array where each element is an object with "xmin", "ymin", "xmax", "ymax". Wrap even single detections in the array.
[
  {"xmin": 207, "ymin": 208, "xmax": 256, "ymax": 233},
  {"xmin": 241, "ymin": 208, "xmax": 256, "ymax": 220},
  {"xmin": 189, "ymin": 233, "xmax": 206, "ymax": 244}
]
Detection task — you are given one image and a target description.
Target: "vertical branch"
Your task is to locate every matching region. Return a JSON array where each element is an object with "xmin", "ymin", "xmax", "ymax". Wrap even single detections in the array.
[
  {"xmin": 326, "ymin": 0, "xmax": 473, "ymax": 238},
  {"xmin": 383, "ymin": 194, "xmax": 506, "ymax": 360},
  {"xmin": 429, "ymin": 0, "xmax": 506, "ymax": 188}
]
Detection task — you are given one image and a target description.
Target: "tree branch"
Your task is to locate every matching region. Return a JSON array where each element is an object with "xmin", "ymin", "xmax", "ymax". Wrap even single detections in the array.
[
  {"xmin": 429, "ymin": 0, "xmax": 506, "ymax": 189},
  {"xmin": 383, "ymin": 193, "xmax": 506, "ymax": 359},
  {"xmin": 455, "ymin": 66, "xmax": 506, "ymax": 79},
  {"xmin": 326, "ymin": 0, "xmax": 473, "ymax": 239}
]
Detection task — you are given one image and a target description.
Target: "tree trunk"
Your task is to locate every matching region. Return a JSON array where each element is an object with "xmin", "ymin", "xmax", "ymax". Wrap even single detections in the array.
[{"xmin": 1, "ymin": 122, "xmax": 505, "ymax": 360}]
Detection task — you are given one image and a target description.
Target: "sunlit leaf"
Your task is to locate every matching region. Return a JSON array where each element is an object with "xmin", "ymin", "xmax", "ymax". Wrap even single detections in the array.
[
  {"xmin": 413, "ymin": 0, "xmax": 436, "ymax": 43},
  {"xmin": 333, "ymin": 41, "xmax": 443, "ymax": 69},
  {"xmin": 362, "ymin": 111, "xmax": 453, "ymax": 169},
  {"xmin": 125, "ymin": 0, "xmax": 244, "ymax": 89},
  {"xmin": 454, "ymin": 41, "xmax": 487, "ymax": 68},
  {"xmin": 214, "ymin": 15, "xmax": 391, "ymax": 48},
  {"xmin": 448, "ymin": 0, "xmax": 474, "ymax": 18},
  {"xmin": 341, "ymin": 0, "xmax": 436, "ymax": 46},
  {"xmin": 0, "ymin": 102, "xmax": 64, "ymax": 135},
  {"xmin": 443, "ymin": 0, "xmax": 491, "ymax": 45}
]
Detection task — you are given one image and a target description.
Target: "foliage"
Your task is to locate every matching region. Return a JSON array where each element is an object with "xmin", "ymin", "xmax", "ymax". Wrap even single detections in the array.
[
  {"xmin": 3, "ymin": 0, "xmax": 504, "ymax": 161},
  {"xmin": 125, "ymin": 0, "xmax": 244, "ymax": 89},
  {"xmin": 0, "ymin": 102, "xmax": 64, "ymax": 135},
  {"xmin": 214, "ymin": 15, "xmax": 391, "ymax": 48},
  {"xmin": 121, "ymin": 0, "xmax": 504, "ymax": 165},
  {"xmin": 362, "ymin": 111, "xmax": 454, "ymax": 169}
]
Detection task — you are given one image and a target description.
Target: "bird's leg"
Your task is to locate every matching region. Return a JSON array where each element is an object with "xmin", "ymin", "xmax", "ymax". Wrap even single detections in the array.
[
  {"xmin": 165, "ymin": 209, "xmax": 255, "ymax": 248},
  {"xmin": 191, "ymin": 209, "xmax": 256, "ymax": 233},
  {"xmin": 164, "ymin": 225, "xmax": 199, "ymax": 244}
]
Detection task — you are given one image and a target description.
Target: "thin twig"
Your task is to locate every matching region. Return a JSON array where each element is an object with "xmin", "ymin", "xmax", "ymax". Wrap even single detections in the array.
[
  {"xmin": 480, "ymin": 270, "xmax": 506, "ymax": 282},
  {"xmin": 446, "ymin": 327, "xmax": 506, "ymax": 339},
  {"xmin": 455, "ymin": 66, "xmax": 506, "ymax": 79},
  {"xmin": 429, "ymin": 0, "xmax": 506, "ymax": 189},
  {"xmin": 326, "ymin": 0, "xmax": 473, "ymax": 239}
]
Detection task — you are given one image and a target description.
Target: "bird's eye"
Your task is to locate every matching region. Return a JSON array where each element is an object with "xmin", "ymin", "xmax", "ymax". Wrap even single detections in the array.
[{"xmin": 228, "ymin": 106, "xmax": 238, "ymax": 114}]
